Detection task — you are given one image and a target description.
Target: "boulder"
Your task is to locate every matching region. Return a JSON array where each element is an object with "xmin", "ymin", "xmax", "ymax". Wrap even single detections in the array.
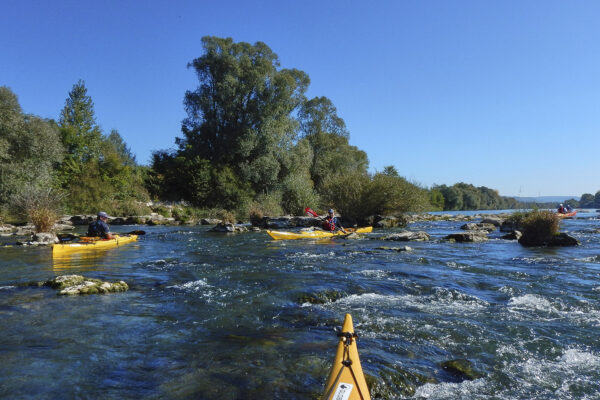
[
  {"xmin": 383, "ymin": 231, "xmax": 430, "ymax": 241},
  {"xmin": 201, "ymin": 218, "xmax": 222, "ymax": 225},
  {"xmin": 480, "ymin": 217, "xmax": 504, "ymax": 227},
  {"xmin": 374, "ymin": 216, "xmax": 400, "ymax": 228},
  {"xmin": 15, "ymin": 226, "xmax": 35, "ymax": 236},
  {"xmin": 32, "ymin": 232, "xmax": 59, "ymax": 244},
  {"xmin": 500, "ymin": 220, "xmax": 520, "ymax": 233},
  {"xmin": 519, "ymin": 232, "xmax": 580, "ymax": 247},
  {"xmin": 0, "ymin": 224, "xmax": 15, "ymax": 233},
  {"xmin": 501, "ymin": 230, "xmax": 522, "ymax": 241},
  {"xmin": 53, "ymin": 223, "xmax": 75, "ymax": 231},
  {"xmin": 460, "ymin": 223, "xmax": 497, "ymax": 232},
  {"xmin": 208, "ymin": 223, "xmax": 248, "ymax": 233},
  {"xmin": 70, "ymin": 215, "xmax": 95, "ymax": 225},
  {"xmin": 446, "ymin": 231, "xmax": 488, "ymax": 242},
  {"xmin": 36, "ymin": 274, "xmax": 129, "ymax": 295}
]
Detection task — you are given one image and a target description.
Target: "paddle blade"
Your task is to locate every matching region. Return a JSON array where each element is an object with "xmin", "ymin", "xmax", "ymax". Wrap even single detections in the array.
[{"xmin": 304, "ymin": 207, "xmax": 319, "ymax": 217}]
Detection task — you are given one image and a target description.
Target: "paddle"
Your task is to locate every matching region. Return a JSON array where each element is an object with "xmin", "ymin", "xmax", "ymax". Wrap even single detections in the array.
[{"xmin": 304, "ymin": 207, "xmax": 347, "ymax": 234}]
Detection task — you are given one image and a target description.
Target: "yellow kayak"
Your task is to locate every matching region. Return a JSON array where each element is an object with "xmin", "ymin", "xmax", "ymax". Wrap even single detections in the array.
[
  {"xmin": 266, "ymin": 226, "xmax": 372, "ymax": 240},
  {"xmin": 323, "ymin": 314, "xmax": 371, "ymax": 400},
  {"xmin": 52, "ymin": 235, "xmax": 138, "ymax": 255}
]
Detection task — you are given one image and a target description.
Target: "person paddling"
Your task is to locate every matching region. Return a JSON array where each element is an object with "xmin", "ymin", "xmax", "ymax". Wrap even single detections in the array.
[
  {"xmin": 87, "ymin": 211, "xmax": 115, "ymax": 239},
  {"xmin": 323, "ymin": 209, "xmax": 347, "ymax": 233}
]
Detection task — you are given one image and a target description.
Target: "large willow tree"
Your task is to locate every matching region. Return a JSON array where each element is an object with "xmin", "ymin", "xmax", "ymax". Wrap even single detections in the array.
[{"xmin": 177, "ymin": 37, "xmax": 310, "ymax": 204}]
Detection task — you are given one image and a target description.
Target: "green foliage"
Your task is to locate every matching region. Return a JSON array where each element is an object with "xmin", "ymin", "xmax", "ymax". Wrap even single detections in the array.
[
  {"xmin": 325, "ymin": 171, "xmax": 429, "ymax": 222},
  {"xmin": 580, "ymin": 193, "xmax": 595, "ymax": 208},
  {"xmin": 519, "ymin": 210, "xmax": 560, "ymax": 246},
  {"xmin": 433, "ymin": 183, "xmax": 517, "ymax": 211},
  {"xmin": 180, "ymin": 36, "xmax": 309, "ymax": 195},
  {"xmin": 10, "ymin": 184, "xmax": 64, "ymax": 232},
  {"xmin": 0, "ymin": 87, "xmax": 64, "ymax": 207},
  {"xmin": 429, "ymin": 188, "xmax": 445, "ymax": 211},
  {"xmin": 280, "ymin": 172, "xmax": 320, "ymax": 215}
]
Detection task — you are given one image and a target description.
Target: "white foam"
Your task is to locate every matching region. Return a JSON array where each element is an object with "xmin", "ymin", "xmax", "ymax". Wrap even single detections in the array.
[
  {"xmin": 508, "ymin": 294, "xmax": 557, "ymax": 313},
  {"xmin": 0, "ymin": 285, "xmax": 15, "ymax": 290},
  {"xmin": 414, "ymin": 378, "xmax": 488, "ymax": 399},
  {"xmin": 356, "ymin": 269, "xmax": 388, "ymax": 278},
  {"xmin": 168, "ymin": 279, "xmax": 209, "ymax": 291}
]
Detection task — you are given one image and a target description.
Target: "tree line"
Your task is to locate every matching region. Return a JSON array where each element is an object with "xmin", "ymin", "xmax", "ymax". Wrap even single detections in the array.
[{"xmin": 2, "ymin": 36, "xmax": 590, "ymax": 227}]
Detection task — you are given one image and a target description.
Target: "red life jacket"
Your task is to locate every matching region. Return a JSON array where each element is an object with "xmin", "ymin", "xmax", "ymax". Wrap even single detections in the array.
[{"xmin": 323, "ymin": 216, "xmax": 336, "ymax": 231}]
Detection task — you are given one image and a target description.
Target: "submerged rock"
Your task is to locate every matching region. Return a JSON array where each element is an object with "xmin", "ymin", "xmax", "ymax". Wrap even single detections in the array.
[
  {"xmin": 35, "ymin": 274, "xmax": 129, "ymax": 295},
  {"xmin": 441, "ymin": 359, "xmax": 484, "ymax": 381},
  {"xmin": 376, "ymin": 246, "xmax": 412, "ymax": 252},
  {"xmin": 297, "ymin": 289, "xmax": 346, "ymax": 304}
]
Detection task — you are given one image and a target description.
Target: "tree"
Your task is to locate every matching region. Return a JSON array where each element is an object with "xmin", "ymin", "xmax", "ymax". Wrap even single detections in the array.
[
  {"xmin": 58, "ymin": 80, "xmax": 102, "ymax": 169},
  {"xmin": 297, "ymin": 96, "xmax": 368, "ymax": 192},
  {"xmin": 579, "ymin": 193, "xmax": 595, "ymax": 208},
  {"xmin": 0, "ymin": 87, "xmax": 64, "ymax": 208},
  {"xmin": 179, "ymin": 36, "xmax": 310, "ymax": 200},
  {"xmin": 595, "ymin": 191, "xmax": 600, "ymax": 208}
]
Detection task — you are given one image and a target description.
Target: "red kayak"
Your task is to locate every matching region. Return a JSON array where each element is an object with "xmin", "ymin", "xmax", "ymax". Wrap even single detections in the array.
[{"xmin": 556, "ymin": 211, "xmax": 577, "ymax": 218}]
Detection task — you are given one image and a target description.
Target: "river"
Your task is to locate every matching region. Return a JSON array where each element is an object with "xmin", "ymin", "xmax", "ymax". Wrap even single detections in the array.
[{"xmin": 1, "ymin": 210, "xmax": 599, "ymax": 399}]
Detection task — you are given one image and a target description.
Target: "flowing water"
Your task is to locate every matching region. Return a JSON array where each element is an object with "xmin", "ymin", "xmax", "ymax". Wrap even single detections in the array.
[{"xmin": 1, "ymin": 211, "xmax": 599, "ymax": 399}]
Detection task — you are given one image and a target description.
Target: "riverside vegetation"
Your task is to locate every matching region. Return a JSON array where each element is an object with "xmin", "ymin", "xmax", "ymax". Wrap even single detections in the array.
[{"xmin": 1, "ymin": 36, "xmax": 599, "ymax": 232}]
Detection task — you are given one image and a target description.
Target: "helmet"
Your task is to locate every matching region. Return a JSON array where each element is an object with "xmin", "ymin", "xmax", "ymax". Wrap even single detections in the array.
[
  {"xmin": 98, "ymin": 211, "xmax": 109, "ymax": 218},
  {"xmin": 328, "ymin": 209, "xmax": 334, "ymax": 214}
]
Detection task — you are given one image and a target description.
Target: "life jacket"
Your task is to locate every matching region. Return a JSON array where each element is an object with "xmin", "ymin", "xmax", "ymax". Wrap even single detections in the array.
[{"xmin": 323, "ymin": 216, "xmax": 336, "ymax": 231}]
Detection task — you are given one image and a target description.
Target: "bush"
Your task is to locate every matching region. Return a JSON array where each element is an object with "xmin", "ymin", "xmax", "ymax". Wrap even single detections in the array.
[
  {"xmin": 10, "ymin": 185, "xmax": 64, "ymax": 233},
  {"xmin": 218, "ymin": 209, "xmax": 236, "ymax": 224},
  {"xmin": 106, "ymin": 200, "xmax": 152, "ymax": 217},
  {"xmin": 518, "ymin": 210, "xmax": 560, "ymax": 246}
]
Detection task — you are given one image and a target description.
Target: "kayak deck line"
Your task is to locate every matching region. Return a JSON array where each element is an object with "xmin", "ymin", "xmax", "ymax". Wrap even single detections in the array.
[
  {"xmin": 52, "ymin": 234, "xmax": 138, "ymax": 255},
  {"xmin": 323, "ymin": 314, "xmax": 371, "ymax": 400},
  {"xmin": 266, "ymin": 226, "xmax": 373, "ymax": 240}
]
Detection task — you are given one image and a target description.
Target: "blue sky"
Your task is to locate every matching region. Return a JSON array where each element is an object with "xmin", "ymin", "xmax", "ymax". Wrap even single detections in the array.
[{"xmin": 1, "ymin": 0, "xmax": 598, "ymax": 197}]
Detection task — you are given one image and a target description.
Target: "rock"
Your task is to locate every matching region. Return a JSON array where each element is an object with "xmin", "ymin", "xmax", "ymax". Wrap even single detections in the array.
[
  {"xmin": 0, "ymin": 224, "xmax": 15, "ymax": 233},
  {"xmin": 376, "ymin": 246, "xmax": 412, "ymax": 252},
  {"xmin": 70, "ymin": 215, "xmax": 95, "ymax": 225},
  {"xmin": 14, "ymin": 225, "xmax": 35, "ymax": 236},
  {"xmin": 441, "ymin": 359, "xmax": 484, "ymax": 381},
  {"xmin": 519, "ymin": 232, "xmax": 579, "ymax": 247},
  {"xmin": 374, "ymin": 216, "xmax": 399, "ymax": 228},
  {"xmin": 208, "ymin": 223, "xmax": 248, "ymax": 233},
  {"xmin": 500, "ymin": 220, "xmax": 520, "ymax": 232},
  {"xmin": 53, "ymin": 223, "xmax": 75, "ymax": 231},
  {"xmin": 445, "ymin": 231, "xmax": 488, "ymax": 242},
  {"xmin": 460, "ymin": 223, "xmax": 496, "ymax": 232},
  {"xmin": 37, "ymin": 275, "xmax": 129, "ymax": 295},
  {"xmin": 201, "ymin": 218, "xmax": 222, "ymax": 225},
  {"xmin": 297, "ymin": 289, "xmax": 346, "ymax": 304},
  {"xmin": 480, "ymin": 217, "xmax": 504, "ymax": 227},
  {"xmin": 342, "ymin": 232, "xmax": 363, "ymax": 240},
  {"xmin": 32, "ymin": 232, "xmax": 59, "ymax": 244},
  {"xmin": 383, "ymin": 231, "xmax": 430, "ymax": 241},
  {"xmin": 501, "ymin": 230, "xmax": 522, "ymax": 240}
]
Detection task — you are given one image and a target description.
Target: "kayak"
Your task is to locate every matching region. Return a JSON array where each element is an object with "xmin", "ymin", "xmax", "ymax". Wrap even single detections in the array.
[
  {"xmin": 52, "ymin": 234, "xmax": 138, "ymax": 255},
  {"xmin": 556, "ymin": 211, "xmax": 577, "ymax": 218},
  {"xmin": 323, "ymin": 313, "xmax": 371, "ymax": 400},
  {"xmin": 266, "ymin": 226, "xmax": 372, "ymax": 240}
]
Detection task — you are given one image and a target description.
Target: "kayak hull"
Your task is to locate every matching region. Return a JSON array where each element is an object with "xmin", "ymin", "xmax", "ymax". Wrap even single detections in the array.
[
  {"xmin": 266, "ymin": 226, "xmax": 372, "ymax": 240},
  {"xmin": 557, "ymin": 211, "xmax": 577, "ymax": 218},
  {"xmin": 323, "ymin": 314, "xmax": 371, "ymax": 400},
  {"xmin": 52, "ymin": 235, "xmax": 138, "ymax": 254}
]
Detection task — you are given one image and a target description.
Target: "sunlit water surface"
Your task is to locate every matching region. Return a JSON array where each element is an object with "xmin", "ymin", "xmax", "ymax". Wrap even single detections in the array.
[{"xmin": 1, "ymin": 211, "xmax": 599, "ymax": 399}]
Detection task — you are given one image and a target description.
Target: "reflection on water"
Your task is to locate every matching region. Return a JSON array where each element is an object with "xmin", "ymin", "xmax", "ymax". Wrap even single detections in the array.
[{"xmin": 52, "ymin": 249, "xmax": 111, "ymax": 271}]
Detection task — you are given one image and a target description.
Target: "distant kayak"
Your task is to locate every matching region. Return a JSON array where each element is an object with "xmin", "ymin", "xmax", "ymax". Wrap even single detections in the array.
[
  {"xmin": 52, "ymin": 234, "xmax": 138, "ymax": 254},
  {"xmin": 266, "ymin": 226, "xmax": 372, "ymax": 240},
  {"xmin": 556, "ymin": 211, "xmax": 577, "ymax": 218},
  {"xmin": 323, "ymin": 313, "xmax": 371, "ymax": 400}
]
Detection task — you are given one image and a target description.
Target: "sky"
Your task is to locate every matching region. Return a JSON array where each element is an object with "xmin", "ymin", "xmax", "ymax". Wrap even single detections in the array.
[{"xmin": 1, "ymin": 0, "xmax": 598, "ymax": 197}]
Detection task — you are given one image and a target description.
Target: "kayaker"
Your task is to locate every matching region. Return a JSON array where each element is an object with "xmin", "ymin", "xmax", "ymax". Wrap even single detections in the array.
[
  {"xmin": 87, "ymin": 211, "xmax": 115, "ymax": 239},
  {"xmin": 557, "ymin": 204, "xmax": 565, "ymax": 214},
  {"xmin": 565, "ymin": 204, "xmax": 573, "ymax": 212},
  {"xmin": 323, "ymin": 209, "xmax": 347, "ymax": 233}
]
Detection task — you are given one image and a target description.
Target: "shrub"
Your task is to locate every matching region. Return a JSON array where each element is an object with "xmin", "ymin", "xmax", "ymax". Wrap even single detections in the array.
[
  {"xmin": 218, "ymin": 209, "xmax": 236, "ymax": 224},
  {"xmin": 518, "ymin": 210, "xmax": 560, "ymax": 246},
  {"xmin": 10, "ymin": 185, "xmax": 64, "ymax": 233}
]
